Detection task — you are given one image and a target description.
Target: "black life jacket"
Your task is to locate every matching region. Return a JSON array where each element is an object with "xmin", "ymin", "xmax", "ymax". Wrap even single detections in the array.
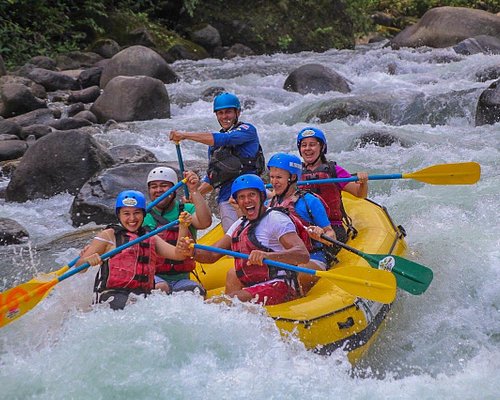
[{"xmin": 207, "ymin": 123, "xmax": 265, "ymax": 188}]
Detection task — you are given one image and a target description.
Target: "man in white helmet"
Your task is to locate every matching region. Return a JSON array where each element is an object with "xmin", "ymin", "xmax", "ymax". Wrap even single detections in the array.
[{"xmin": 143, "ymin": 167, "xmax": 212, "ymax": 295}]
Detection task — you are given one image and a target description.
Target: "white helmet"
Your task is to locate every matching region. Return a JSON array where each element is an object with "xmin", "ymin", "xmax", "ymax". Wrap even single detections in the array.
[{"xmin": 147, "ymin": 167, "xmax": 178, "ymax": 185}]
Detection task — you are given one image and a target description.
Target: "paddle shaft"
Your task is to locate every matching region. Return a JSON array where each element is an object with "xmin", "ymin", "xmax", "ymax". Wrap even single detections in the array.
[
  {"xmin": 194, "ymin": 243, "xmax": 396, "ymax": 303},
  {"xmin": 320, "ymin": 234, "xmax": 434, "ymax": 295},
  {"xmin": 194, "ymin": 243, "xmax": 321, "ymax": 276},
  {"xmin": 175, "ymin": 142, "xmax": 190, "ymax": 199},
  {"xmin": 264, "ymin": 162, "xmax": 480, "ymax": 188},
  {"xmin": 146, "ymin": 178, "xmax": 186, "ymax": 210},
  {"xmin": 58, "ymin": 219, "xmax": 180, "ymax": 282}
]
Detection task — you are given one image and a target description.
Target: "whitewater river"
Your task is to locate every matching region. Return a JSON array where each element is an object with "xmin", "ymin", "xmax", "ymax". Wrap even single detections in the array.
[{"xmin": 1, "ymin": 42, "xmax": 499, "ymax": 399}]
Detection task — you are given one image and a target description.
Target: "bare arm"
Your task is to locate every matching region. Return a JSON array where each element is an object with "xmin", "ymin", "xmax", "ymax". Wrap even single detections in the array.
[
  {"xmin": 183, "ymin": 171, "xmax": 212, "ymax": 229},
  {"xmin": 307, "ymin": 224, "xmax": 336, "ymax": 241},
  {"xmin": 76, "ymin": 228, "xmax": 115, "ymax": 270},
  {"xmin": 247, "ymin": 232, "xmax": 310, "ymax": 266},
  {"xmin": 169, "ymin": 130, "xmax": 215, "ymax": 146},
  {"xmin": 343, "ymin": 171, "xmax": 368, "ymax": 198},
  {"xmin": 198, "ymin": 181, "xmax": 214, "ymax": 196},
  {"xmin": 193, "ymin": 234, "xmax": 232, "ymax": 264}
]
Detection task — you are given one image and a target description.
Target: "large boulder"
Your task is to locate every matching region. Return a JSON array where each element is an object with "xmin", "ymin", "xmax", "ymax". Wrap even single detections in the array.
[
  {"xmin": 90, "ymin": 75, "xmax": 170, "ymax": 123},
  {"xmin": 475, "ymin": 79, "xmax": 500, "ymax": 126},
  {"xmin": 90, "ymin": 38, "xmax": 121, "ymax": 59},
  {"xmin": 0, "ymin": 140, "xmax": 28, "ymax": 161},
  {"xmin": 284, "ymin": 64, "xmax": 351, "ymax": 95},
  {"xmin": 0, "ymin": 218, "xmax": 29, "ymax": 245},
  {"xmin": 6, "ymin": 108, "xmax": 59, "ymax": 127},
  {"xmin": 0, "ymin": 119, "xmax": 21, "ymax": 137},
  {"xmin": 99, "ymin": 45, "xmax": 178, "ymax": 88},
  {"xmin": 453, "ymin": 35, "xmax": 500, "ymax": 55},
  {"xmin": 70, "ymin": 162, "xmax": 178, "ymax": 226},
  {"xmin": 5, "ymin": 130, "xmax": 114, "ymax": 202},
  {"xmin": 391, "ymin": 7, "xmax": 500, "ymax": 49},
  {"xmin": 26, "ymin": 68, "xmax": 79, "ymax": 91},
  {"xmin": 0, "ymin": 83, "xmax": 47, "ymax": 117},
  {"xmin": 108, "ymin": 145, "xmax": 158, "ymax": 164}
]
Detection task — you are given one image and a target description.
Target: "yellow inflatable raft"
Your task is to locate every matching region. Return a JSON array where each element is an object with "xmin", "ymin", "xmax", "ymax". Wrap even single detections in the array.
[{"xmin": 193, "ymin": 193, "xmax": 407, "ymax": 363}]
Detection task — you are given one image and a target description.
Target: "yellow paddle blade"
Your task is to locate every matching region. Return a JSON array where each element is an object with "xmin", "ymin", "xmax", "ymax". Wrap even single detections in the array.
[
  {"xmin": 316, "ymin": 265, "xmax": 397, "ymax": 304},
  {"xmin": 404, "ymin": 162, "xmax": 480, "ymax": 185},
  {"xmin": 0, "ymin": 278, "xmax": 57, "ymax": 328}
]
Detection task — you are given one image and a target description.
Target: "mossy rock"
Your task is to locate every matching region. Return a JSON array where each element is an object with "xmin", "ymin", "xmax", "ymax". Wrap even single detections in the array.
[
  {"xmin": 102, "ymin": 10, "xmax": 208, "ymax": 59},
  {"xmin": 184, "ymin": 0, "xmax": 355, "ymax": 53}
]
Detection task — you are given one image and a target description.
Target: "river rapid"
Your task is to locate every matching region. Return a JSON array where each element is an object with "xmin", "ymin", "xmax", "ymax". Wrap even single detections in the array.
[{"xmin": 0, "ymin": 42, "xmax": 499, "ymax": 399}]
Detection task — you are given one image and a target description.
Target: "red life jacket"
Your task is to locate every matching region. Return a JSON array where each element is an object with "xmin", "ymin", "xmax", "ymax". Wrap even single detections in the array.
[
  {"xmin": 269, "ymin": 190, "xmax": 329, "ymax": 253},
  {"xmin": 231, "ymin": 209, "xmax": 297, "ymax": 287},
  {"xmin": 149, "ymin": 208, "xmax": 196, "ymax": 275},
  {"xmin": 94, "ymin": 226, "xmax": 157, "ymax": 293},
  {"xmin": 301, "ymin": 162, "xmax": 343, "ymax": 224}
]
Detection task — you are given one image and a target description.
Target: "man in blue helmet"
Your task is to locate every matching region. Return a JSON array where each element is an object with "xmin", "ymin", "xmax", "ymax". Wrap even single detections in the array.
[
  {"xmin": 169, "ymin": 92, "xmax": 265, "ymax": 232},
  {"xmin": 191, "ymin": 174, "xmax": 309, "ymax": 306},
  {"xmin": 267, "ymin": 153, "xmax": 337, "ymax": 294}
]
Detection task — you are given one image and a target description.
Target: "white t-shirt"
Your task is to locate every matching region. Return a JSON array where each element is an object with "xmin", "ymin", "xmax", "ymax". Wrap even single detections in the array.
[{"xmin": 226, "ymin": 210, "xmax": 296, "ymax": 250}]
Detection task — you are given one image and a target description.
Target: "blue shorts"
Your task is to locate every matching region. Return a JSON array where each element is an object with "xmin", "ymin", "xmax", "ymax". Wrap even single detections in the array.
[{"xmin": 154, "ymin": 276, "xmax": 206, "ymax": 296}]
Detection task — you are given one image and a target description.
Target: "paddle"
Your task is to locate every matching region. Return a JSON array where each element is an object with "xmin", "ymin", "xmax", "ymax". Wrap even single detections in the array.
[
  {"xmin": 0, "ymin": 219, "xmax": 182, "ymax": 329},
  {"xmin": 264, "ymin": 162, "xmax": 480, "ymax": 188},
  {"xmin": 175, "ymin": 141, "xmax": 190, "ymax": 199},
  {"xmin": 320, "ymin": 234, "xmax": 433, "ymax": 295},
  {"xmin": 147, "ymin": 177, "xmax": 187, "ymax": 210},
  {"xmin": 193, "ymin": 243, "xmax": 397, "ymax": 304}
]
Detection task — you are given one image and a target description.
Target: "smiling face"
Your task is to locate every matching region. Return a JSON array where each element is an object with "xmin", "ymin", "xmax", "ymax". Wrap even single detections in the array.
[
  {"xmin": 118, "ymin": 207, "xmax": 144, "ymax": 233},
  {"xmin": 215, "ymin": 108, "xmax": 240, "ymax": 130},
  {"xmin": 299, "ymin": 137, "xmax": 323, "ymax": 165},
  {"xmin": 148, "ymin": 180, "xmax": 174, "ymax": 210},
  {"xmin": 269, "ymin": 166, "xmax": 292, "ymax": 196},
  {"xmin": 235, "ymin": 188, "xmax": 263, "ymax": 221}
]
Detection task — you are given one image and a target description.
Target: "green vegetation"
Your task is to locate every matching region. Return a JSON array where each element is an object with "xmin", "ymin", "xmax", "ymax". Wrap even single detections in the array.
[{"xmin": 1, "ymin": 0, "xmax": 498, "ymax": 69}]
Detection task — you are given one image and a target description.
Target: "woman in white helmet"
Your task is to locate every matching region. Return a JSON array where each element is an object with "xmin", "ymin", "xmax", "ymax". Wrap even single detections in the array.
[{"xmin": 143, "ymin": 166, "xmax": 212, "ymax": 295}]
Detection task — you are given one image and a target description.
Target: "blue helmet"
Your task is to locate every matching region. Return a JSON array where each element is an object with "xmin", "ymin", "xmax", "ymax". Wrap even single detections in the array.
[
  {"xmin": 115, "ymin": 190, "xmax": 147, "ymax": 215},
  {"xmin": 297, "ymin": 127, "xmax": 327, "ymax": 154},
  {"xmin": 213, "ymin": 92, "xmax": 241, "ymax": 112},
  {"xmin": 231, "ymin": 174, "xmax": 266, "ymax": 199},
  {"xmin": 267, "ymin": 153, "xmax": 302, "ymax": 179}
]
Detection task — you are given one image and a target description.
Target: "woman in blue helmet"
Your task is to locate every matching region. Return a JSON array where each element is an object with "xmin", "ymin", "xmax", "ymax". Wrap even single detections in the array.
[
  {"xmin": 267, "ymin": 153, "xmax": 337, "ymax": 294},
  {"xmin": 77, "ymin": 190, "xmax": 194, "ymax": 310},
  {"xmin": 169, "ymin": 92, "xmax": 265, "ymax": 232},
  {"xmin": 296, "ymin": 127, "xmax": 368, "ymax": 248},
  {"xmin": 191, "ymin": 174, "xmax": 310, "ymax": 305}
]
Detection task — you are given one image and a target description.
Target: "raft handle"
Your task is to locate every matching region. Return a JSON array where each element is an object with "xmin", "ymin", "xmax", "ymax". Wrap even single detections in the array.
[{"xmin": 337, "ymin": 317, "xmax": 355, "ymax": 330}]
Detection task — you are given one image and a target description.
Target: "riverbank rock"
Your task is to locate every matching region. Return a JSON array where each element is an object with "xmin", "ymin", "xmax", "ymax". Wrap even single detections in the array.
[
  {"xmin": 180, "ymin": 0, "xmax": 354, "ymax": 53},
  {"xmin": 453, "ymin": 35, "xmax": 500, "ymax": 55},
  {"xmin": 0, "ymin": 218, "xmax": 29, "ymax": 245},
  {"xmin": 26, "ymin": 68, "xmax": 79, "ymax": 91},
  {"xmin": 108, "ymin": 145, "xmax": 158, "ymax": 164},
  {"xmin": 99, "ymin": 45, "xmax": 178, "ymax": 89},
  {"xmin": 0, "ymin": 139, "xmax": 28, "ymax": 161},
  {"xmin": 0, "ymin": 83, "xmax": 47, "ymax": 117},
  {"xmin": 391, "ymin": 7, "xmax": 500, "ymax": 49},
  {"xmin": 284, "ymin": 64, "xmax": 351, "ymax": 94},
  {"xmin": 91, "ymin": 75, "xmax": 170, "ymax": 123},
  {"xmin": 475, "ymin": 79, "xmax": 500, "ymax": 126},
  {"xmin": 6, "ymin": 108, "xmax": 59, "ymax": 127},
  {"xmin": 5, "ymin": 130, "xmax": 114, "ymax": 202},
  {"xmin": 70, "ymin": 162, "xmax": 179, "ymax": 226}
]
